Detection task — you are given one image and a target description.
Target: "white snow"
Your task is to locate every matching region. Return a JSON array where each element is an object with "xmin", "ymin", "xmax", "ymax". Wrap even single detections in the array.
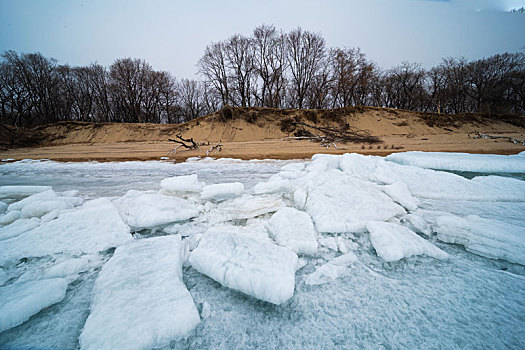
[
  {"xmin": 367, "ymin": 221, "xmax": 449, "ymax": 262},
  {"xmin": 0, "ymin": 278, "xmax": 68, "ymax": 333},
  {"xmin": 0, "ymin": 210, "xmax": 21, "ymax": 226},
  {"xmin": 267, "ymin": 207, "xmax": 318, "ymax": 255},
  {"xmin": 189, "ymin": 227, "xmax": 299, "ymax": 305},
  {"xmin": 200, "ymin": 182, "xmax": 244, "ymax": 201},
  {"xmin": 114, "ymin": 190, "xmax": 200, "ymax": 230},
  {"xmin": 386, "ymin": 151, "xmax": 525, "ymax": 173},
  {"xmin": 80, "ymin": 236, "xmax": 200, "ymax": 350},
  {"xmin": 0, "ymin": 198, "xmax": 131, "ymax": 264},
  {"xmin": 382, "ymin": 182, "xmax": 419, "ymax": 211},
  {"xmin": 44, "ymin": 256, "xmax": 95, "ymax": 279},
  {"xmin": 160, "ymin": 174, "xmax": 205, "ymax": 194},
  {"xmin": 434, "ymin": 214, "xmax": 525, "ymax": 265}
]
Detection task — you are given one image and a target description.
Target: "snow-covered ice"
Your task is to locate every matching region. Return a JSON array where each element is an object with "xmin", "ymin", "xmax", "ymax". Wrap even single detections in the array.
[
  {"xmin": 114, "ymin": 190, "xmax": 200, "ymax": 230},
  {"xmin": 189, "ymin": 227, "xmax": 299, "ymax": 304},
  {"xmin": 434, "ymin": 214, "xmax": 525, "ymax": 265},
  {"xmin": 1, "ymin": 154, "xmax": 524, "ymax": 349},
  {"xmin": 160, "ymin": 174, "xmax": 205, "ymax": 194},
  {"xmin": 386, "ymin": 151, "xmax": 525, "ymax": 173},
  {"xmin": 367, "ymin": 221, "xmax": 449, "ymax": 262},
  {"xmin": 0, "ymin": 278, "xmax": 68, "ymax": 333},
  {"xmin": 268, "ymin": 207, "xmax": 318, "ymax": 254},
  {"xmin": 79, "ymin": 235, "xmax": 200, "ymax": 350},
  {"xmin": 201, "ymin": 182, "xmax": 244, "ymax": 202},
  {"xmin": 0, "ymin": 198, "xmax": 131, "ymax": 264}
]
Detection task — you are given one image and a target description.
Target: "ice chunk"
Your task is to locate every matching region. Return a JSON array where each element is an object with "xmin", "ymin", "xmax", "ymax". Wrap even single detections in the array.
[
  {"xmin": 80, "ymin": 236, "xmax": 200, "ymax": 350},
  {"xmin": 305, "ymin": 170, "xmax": 406, "ymax": 233},
  {"xmin": 386, "ymin": 151, "xmax": 525, "ymax": 173},
  {"xmin": 305, "ymin": 253, "xmax": 357, "ymax": 286},
  {"xmin": 0, "ymin": 210, "xmax": 20, "ymax": 226},
  {"xmin": 268, "ymin": 207, "xmax": 318, "ymax": 255},
  {"xmin": 212, "ymin": 194, "xmax": 285, "ymax": 223},
  {"xmin": 44, "ymin": 256, "xmax": 94, "ymax": 279},
  {"xmin": 404, "ymin": 213, "xmax": 432, "ymax": 237},
  {"xmin": 189, "ymin": 227, "xmax": 298, "ymax": 305},
  {"xmin": 318, "ymin": 237, "xmax": 339, "ymax": 251},
  {"xmin": 0, "ymin": 198, "xmax": 131, "ymax": 264},
  {"xmin": 160, "ymin": 174, "xmax": 205, "ymax": 194},
  {"xmin": 114, "ymin": 191, "xmax": 200, "ymax": 230},
  {"xmin": 7, "ymin": 189, "xmax": 83, "ymax": 219},
  {"xmin": 0, "ymin": 218, "xmax": 40, "ymax": 241},
  {"xmin": 253, "ymin": 177, "xmax": 291, "ymax": 195},
  {"xmin": 382, "ymin": 182, "xmax": 419, "ymax": 211},
  {"xmin": 367, "ymin": 221, "xmax": 448, "ymax": 262},
  {"xmin": 0, "ymin": 278, "xmax": 68, "ymax": 333},
  {"xmin": 293, "ymin": 188, "xmax": 307, "ymax": 210},
  {"xmin": 0, "ymin": 186, "xmax": 51, "ymax": 200},
  {"xmin": 201, "ymin": 182, "xmax": 244, "ymax": 202},
  {"xmin": 434, "ymin": 214, "xmax": 525, "ymax": 265},
  {"xmin": 0, "ymin": 201, "xmax": 7, "ymax": 213}
]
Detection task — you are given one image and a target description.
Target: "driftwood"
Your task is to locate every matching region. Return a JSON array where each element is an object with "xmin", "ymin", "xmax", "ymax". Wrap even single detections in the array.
[
  {"xmin": 206, "ymin": 143, "xmax": 223, "ymax": 156},
  {"xmin": 474, "ymin": 132, "xmax": 525, "ymax": 146},
  {"xmin": 167, "ymin": 135, "xmax": 199, "ymax": 155}
]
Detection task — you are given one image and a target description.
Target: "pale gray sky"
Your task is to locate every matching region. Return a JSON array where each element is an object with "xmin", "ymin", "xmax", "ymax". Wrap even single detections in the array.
[{"xmin": 1, "ymin": 0, "xmax": 524, "ymax": 78}]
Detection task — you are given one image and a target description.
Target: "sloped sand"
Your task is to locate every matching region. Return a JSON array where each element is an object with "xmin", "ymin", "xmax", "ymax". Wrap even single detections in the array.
[{"xmin": 1, "ymin": 106, "xmax": 524, "ymax": 161}]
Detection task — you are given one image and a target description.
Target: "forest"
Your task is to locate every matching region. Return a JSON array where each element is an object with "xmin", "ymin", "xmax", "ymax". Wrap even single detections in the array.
[{"xmin": 1, "ymin": 24, "xmax": 524, "ymax": 127}]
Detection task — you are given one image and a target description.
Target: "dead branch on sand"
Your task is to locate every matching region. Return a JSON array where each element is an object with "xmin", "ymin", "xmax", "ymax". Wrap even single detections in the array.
[
  {"xmin": 206, "ymin": 143, "xmax": 223, "ymax": 156},
  {"xmin": 474, "ymin": 132, "xmax": 525, "ymax": 146},
  {"xmin": 168, "ymin": 135, "xmax": 199, "ymax": 154}
]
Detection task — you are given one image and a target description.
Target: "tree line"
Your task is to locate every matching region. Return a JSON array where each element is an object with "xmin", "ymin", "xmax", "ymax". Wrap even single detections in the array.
[{"xmin": 1, "ymin": 24, "xmax": 524, "ymax": 127}]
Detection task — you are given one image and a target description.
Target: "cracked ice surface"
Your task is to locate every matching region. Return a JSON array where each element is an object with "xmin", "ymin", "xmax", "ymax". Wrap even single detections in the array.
[{"xmin": 0, "ymin": 154, "xmax": 524, "ymax": 349}]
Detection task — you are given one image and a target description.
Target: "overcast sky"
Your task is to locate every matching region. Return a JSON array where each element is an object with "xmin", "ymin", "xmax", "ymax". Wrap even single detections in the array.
[{"xmin": 1, "ymin": 0, "xmax": 524, "ymax": 78}]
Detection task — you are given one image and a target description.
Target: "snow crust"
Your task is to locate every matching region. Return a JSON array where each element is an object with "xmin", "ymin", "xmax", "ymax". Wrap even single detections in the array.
[
  {"xmin": 386, "ymin": 151, "xmax": 525, "ymax": 173},
  {"xmin": 80, "ymin": 236, "xmax": 200, "ymax": 350},
  {"xmin": 189, "ymin": 227, "xmax": 298, "ymax": 304},
  {"xmin": 0, "ymin": 198, "xmax": 131, "ymax": 264},
  {"xmin": 268, "ymin": 207, "xmax": 318, "ymax": 254},
  {"xmin": 367, "ymin": 221, "xmax": 449, "ymax": 262},
  {"xmin": 0, "ymin": 278, "xmax": 68, "ymax": 333}
]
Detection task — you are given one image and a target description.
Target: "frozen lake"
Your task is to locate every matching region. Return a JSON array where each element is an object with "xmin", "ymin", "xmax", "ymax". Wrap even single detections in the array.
[{"xmin": 0, "ymin": 153, "xmax": 524, "ymax": 349}]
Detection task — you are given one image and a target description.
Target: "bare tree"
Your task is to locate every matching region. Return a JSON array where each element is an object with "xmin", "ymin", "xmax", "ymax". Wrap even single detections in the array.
[
  {"xmin": 198, "ymin": 42, "xmax": 230, "ymax": 106},
  {"xmin": 286, "ymin": 28, "xmax": 326, "ymax": 109}
]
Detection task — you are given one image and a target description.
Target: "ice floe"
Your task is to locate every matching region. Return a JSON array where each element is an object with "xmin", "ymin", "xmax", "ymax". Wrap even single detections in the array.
[
  {"xmin": 80, "ymin": 235, "xmax": 200, "ymax": 350},
  {"xmin": 0, "ymin": 278, "xmax": 68, "ymax": 333},
  {"xmin": 268, "ymin": 207, "xmax": 318, "ymax": 255},
  {"xmin": 367, "ymin": 221, "xmax": 449, "ymax": 262},
  {"xmin": 201, "ymin": 182, "xmax": 245, "ymax": 201},
  {"xmin": 189, "ymin": 227, "xmax": 298, "ymax": 304},
  {"xmin": 305, "ymin": 252, "xmax": 357, "ymax": 286},
  {"xmin": 0, "ymin": 198, "xmax": 131, "ymax": 264},
  {"xmin": 160, "ymin": 174, "xmax": 205, "ymax": 194},
  {"xmin": 114, "ymin": 190, "xmax": 200, "ymax": 230},
  {"xmin": 434, "ymin": 214, "xmax": 525, "ymax": 265},
  {"xmin": 386, "ymin": 151, "xmax": 525, "ymax": 173}
]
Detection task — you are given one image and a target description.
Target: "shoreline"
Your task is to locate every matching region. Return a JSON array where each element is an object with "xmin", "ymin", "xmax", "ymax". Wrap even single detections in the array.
[{"xmin": 1, "ymin": 134, "xmax": 524, "ymax": 162}]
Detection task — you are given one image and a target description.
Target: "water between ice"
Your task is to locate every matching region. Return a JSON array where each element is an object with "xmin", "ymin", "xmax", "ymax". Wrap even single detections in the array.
[{"xmin": 0, "ymin": 155, "xmax": 524, "ymax": 349}]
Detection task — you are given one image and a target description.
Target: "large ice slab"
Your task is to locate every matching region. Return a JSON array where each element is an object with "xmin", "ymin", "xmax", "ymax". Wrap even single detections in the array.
[
  {"xmin": 0, "ymin": 198, "xmax": 131, "ymax": 264},
  {"xmin": 386, "ymin": 151, "xmax": 525, "ymax": 173},
  {"xmin": 189, "ymin": 227, "xmax": 299, "ymax": 305},
  {"xmin": 0, "ymin": 278, "xmax": 68, "ymax": 333},
  {"xmin": 0, "ymin": 218, "xmax": 40, "ymax": 241},
  {"xmin": 201, "ymin": 182, "xmax": 244, "ymax": 202},
  {"xmin": 160, "ymin": 174, "xmax": 205, "ymax": 194},
  {"xmin": 434, "ymin": 214, "xmax": 525, "ymax": 265},
  {"xmin": 210, "ymin": 194, "xmax": 285, "ymax": 223},
  {"xmin": 268, "ymin": 207, "xmax": 318, "ymax": 255},
  {"xmin": 367, "ymin": 221, "xmax": 448, "ymax": 262},
  {"xmin": 80, "ymin": 235, "xmax": 200, "ymax": 350},
  {"xmin": 305, "ymin": 253, "xmax": 357, "ymax": 286},
  {"xmin": 114, "ymin": 190, "xmax": 200, "ymax": 230},
  {"xmin": 305, "ymin": 170, "xmax": 406, "ymax": 233}
]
